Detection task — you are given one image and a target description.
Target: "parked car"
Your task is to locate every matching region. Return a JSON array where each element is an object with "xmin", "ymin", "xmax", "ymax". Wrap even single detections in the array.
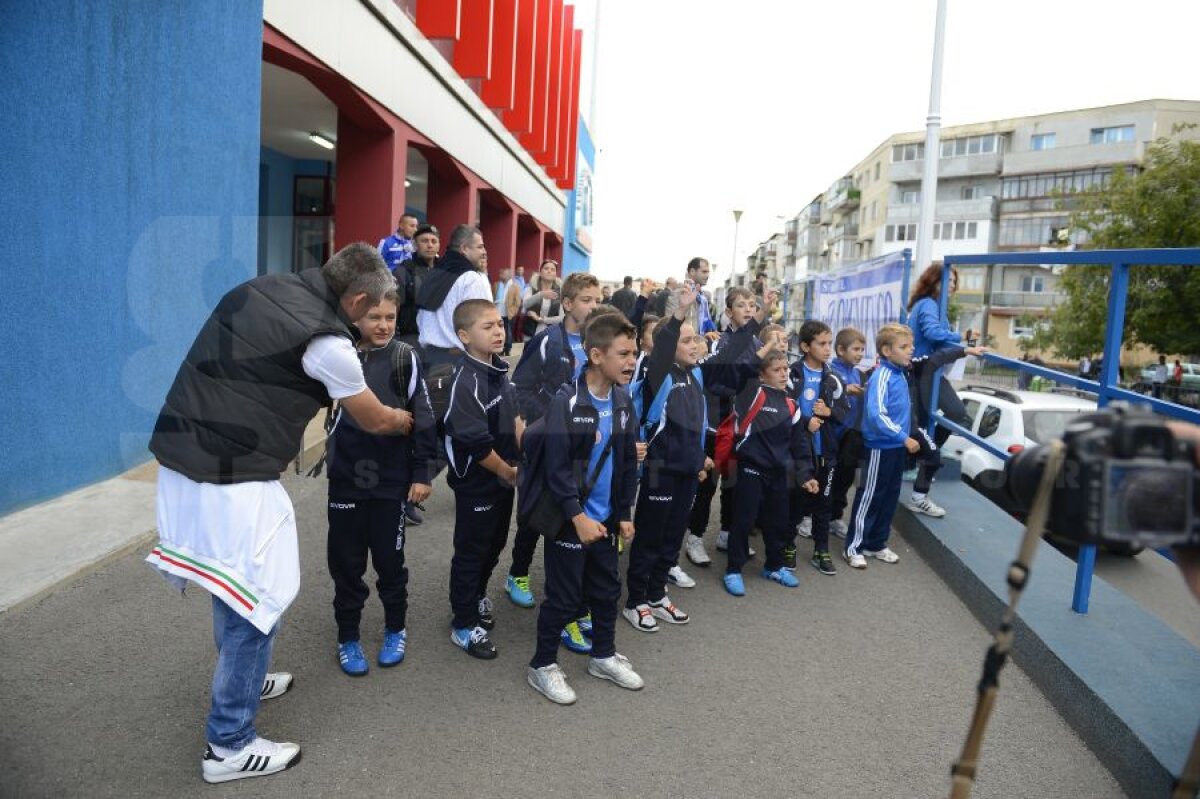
[{"xmin": 1131, "ymin": 362, "xmax": 1200, "ymax": 398}]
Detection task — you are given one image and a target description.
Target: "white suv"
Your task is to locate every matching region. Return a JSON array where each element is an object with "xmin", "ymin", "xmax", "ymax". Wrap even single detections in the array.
[{"xmin": 943, "ymin": 386, "xmax": 1095, "ymax": 514}]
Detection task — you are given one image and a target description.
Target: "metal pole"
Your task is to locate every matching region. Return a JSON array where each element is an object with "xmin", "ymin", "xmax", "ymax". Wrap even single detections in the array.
[
  {"xmin": 899, "ymin": 247, "xmax": 914, "ymax": 324},
  {"xmin": 1070, "ymin": 262, "xmax": 1130, "ymax": 614},
  {"xmin": 915, "ymin": 0, "xmax": 948, "ymax": 271},
  {"xmin": 731, "ymin": 209, "xmax": 743, "ymax": 285}
]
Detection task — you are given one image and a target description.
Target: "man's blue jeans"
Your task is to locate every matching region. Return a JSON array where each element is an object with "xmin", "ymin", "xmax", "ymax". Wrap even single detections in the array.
[{"xmin": 207, "ymin": 595, "xmax": 277, "ymax": 749}]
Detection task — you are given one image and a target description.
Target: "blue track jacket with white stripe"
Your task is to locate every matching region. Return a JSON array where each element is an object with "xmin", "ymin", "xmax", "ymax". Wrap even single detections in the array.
[{"xmin": 862, "ymin": 360, "xmax": 910, "ymax": 450}]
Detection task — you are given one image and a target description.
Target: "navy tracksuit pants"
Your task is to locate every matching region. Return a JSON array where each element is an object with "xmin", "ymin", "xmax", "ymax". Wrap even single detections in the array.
[
  {"xmin": 531, "ymin": 518, "xmax": 621, "ymax": 669},
  {"xmin": 845, "ymin": 446, "xmax": 906, "ymax": 556},
  {"xmin": 327, "ymin": 496, "xmax": 409, "ymax": 643},
  {"xmin": 792, "ymin": 456, "xmax": 836, "ymax": 554},
  {"xmin": 626, "ymin": 471, "xmax": 698, "ymax": 608},
  {"xmin": 449, "ymin": 485, "xmax": 515, "ymax": 630},
  {"xmin": 726, "ymin": 463, "xmax": 789, "ymax": 574}
]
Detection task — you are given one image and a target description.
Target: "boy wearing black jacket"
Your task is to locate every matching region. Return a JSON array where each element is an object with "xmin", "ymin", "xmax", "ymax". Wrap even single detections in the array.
[
  {"xmin": 445, "ymin": 300, "xmax": 523, "ymax": 659},
  {"xmin": 505, "ymin": 273, "xmax": 602, "ymax": 609},
  {"xmin": 623, "ymin": 285, "xmax": 774, "ymax": 632},
  {"xmin": 723, "ymin": 351, "xmax": 819, "ymax": 596},
  {"xmin": 326, "ymin": 291, "xmax": 436, "ymax": 676},
  {"xmin": 523, "ymin": 314, "xmax": 642, "ymax": 704}
]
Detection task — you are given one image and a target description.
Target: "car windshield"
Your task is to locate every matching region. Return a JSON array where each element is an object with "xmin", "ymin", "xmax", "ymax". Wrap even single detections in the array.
[{"xmin": 1021, "ymin": 409, "xmax": 1088, "ymax": 444}]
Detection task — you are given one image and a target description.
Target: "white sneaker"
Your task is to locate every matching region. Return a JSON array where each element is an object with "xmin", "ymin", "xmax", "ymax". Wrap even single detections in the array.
[
  {"xmin": 622, "ymin": 604, "xmax": 658, "ymax": 633},
  {"xmin": 667, "ymin": 565, "xmax": 696, "ymax": 589},
  {"xmin": 649, "ymin": 595, "xmax": 690, "ymax": 624},
  {"xmin": 527, "ymin": 663, "xmax": 577, "ymax": 705},
  {"xmin": 260, "ymin": 672, "xmax": 293, "ymax": 701},
  {"xmin": 715, "ymin": 529, "xmax": 730, "ymax": 551},
  {"xmin": 202, "ymin": 737, "xmax": 301, "ymax": 784},
  {"xmin": 685, "ymin": 534, "xmax": 712, "ymax": 567},
  {"xmin": 908, "ymin": 497, "xmax": 946, "ymax": 518},
  {"xmin": 830, "ymin": 520, "xmax": 847, "ymax": 539},
  {"xmin": 843, "ymin": 550, "xmax": 868, "ymax": 570},
  {"xmin": 587, "ymin": 653, "xmax": 645, "ymax": 690},
  {"xmin": 865, "ymin": 547, "xmax": 901, "ymax": 564},
  {"xmin": 797, "ymin": 517, "xmax": 813, "ymax": 538}
]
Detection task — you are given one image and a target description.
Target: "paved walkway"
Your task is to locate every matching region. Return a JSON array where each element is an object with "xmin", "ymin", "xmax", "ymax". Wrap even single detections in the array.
[{"xmin": 0, "ymin": 472, "xmax": 1123, "ymax": 798}]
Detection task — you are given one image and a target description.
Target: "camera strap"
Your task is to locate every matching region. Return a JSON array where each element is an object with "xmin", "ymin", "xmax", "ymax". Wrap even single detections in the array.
[{"xmin": 949, "ymin": 440, "xmax": 1066, "ymax": 799}]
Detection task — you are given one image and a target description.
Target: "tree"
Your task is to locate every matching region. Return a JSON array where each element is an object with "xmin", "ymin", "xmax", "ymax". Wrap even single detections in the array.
[{"xmin": 1037, "ymin": 130, "xmax": 1200, "ymax": 359}]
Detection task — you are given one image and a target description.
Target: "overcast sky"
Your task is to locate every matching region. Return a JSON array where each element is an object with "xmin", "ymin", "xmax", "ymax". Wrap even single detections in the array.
[{"xmin": 577, "ymin": 0, "xmax": 1200, "ymax": 286}]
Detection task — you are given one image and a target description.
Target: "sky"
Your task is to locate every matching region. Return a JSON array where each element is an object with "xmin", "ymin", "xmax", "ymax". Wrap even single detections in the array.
[{"xmin": 577, "ymin": 0, "xmax": 1200, "ymax": 286}]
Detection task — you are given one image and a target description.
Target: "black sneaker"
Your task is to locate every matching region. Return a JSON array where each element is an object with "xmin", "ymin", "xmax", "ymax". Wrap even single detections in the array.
[
  {"xmin": 783, "ymin": 546, "xmax": 797, "ymax": 570},
  {"xmin": 477, "ymin": 596, "xmax": 496, "ymax": 630},
  {"xmin": 810, "ymin": 550, "xmax": 837, "ymax": 576},
  {"xmin": 405, "ymin": 502, "xmax": 424, "ymax": 526},
  {"xmin": 451, "ymin": 626, "xmax": 497, "ymax": 659}
]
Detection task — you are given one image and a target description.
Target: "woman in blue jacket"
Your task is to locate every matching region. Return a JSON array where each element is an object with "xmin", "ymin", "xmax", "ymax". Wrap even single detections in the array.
[{"xmin": 905, "ymin": 264, "xmax": 973, "ymax": 518}]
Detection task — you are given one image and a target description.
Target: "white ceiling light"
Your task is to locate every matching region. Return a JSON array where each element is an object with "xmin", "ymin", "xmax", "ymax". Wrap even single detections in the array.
[
  {"xmin": 404, "ymin": 179, "xmax": 412, "ymax": 188},
  {"xmin": 308, "ymin": 132, "xmax": 335, "ymax": 150}
]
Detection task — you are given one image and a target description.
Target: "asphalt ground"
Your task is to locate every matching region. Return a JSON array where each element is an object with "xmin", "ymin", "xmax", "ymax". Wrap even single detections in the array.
[{"xmin": 0, "ymin": 473, "xmax": 1124, "ymax": 798}]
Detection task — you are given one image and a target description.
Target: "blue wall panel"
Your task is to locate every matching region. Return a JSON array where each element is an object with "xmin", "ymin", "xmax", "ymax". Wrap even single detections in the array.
[
  {"xmin": 563, "ymin": 119, "xmax": 595, "ymax": 276},
  {"xmin": 0, "ymin": 1, "xmax": 265, "ymax": 515}
]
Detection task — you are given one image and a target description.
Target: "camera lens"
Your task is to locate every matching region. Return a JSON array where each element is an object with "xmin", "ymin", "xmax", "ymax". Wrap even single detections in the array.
[{"xmin": 1004, "ymin": 444, "xmax": 1048, "ymax": 514}]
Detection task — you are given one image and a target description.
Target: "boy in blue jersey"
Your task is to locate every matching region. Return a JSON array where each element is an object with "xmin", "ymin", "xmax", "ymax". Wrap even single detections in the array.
[
  {"xmin": 828, "ymin": 328, "xmax": 868, "ymax": 539},
  {"xmin": 506, "ymin": 272, "xmax": 603, "ymax": 611},
  {"xmin": 444, "ymin": 300, "xmax": 523, "ymax": 658},
  {"xmin": 325, "ymin": 290, "xmax": 436, "ymax": 676},
  {"xmin": 523, "ymin": 314, "xmax": 642, "ymax": 704},
  {"xmin": 844, "ymin": 323, "xmax": 920, "ymax": 569}
]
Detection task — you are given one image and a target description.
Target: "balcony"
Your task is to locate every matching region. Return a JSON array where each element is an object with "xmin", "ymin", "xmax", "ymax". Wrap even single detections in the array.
[
  {"xmin": 890, "ymin": 151, "xmax": 1004, "ymax": 183},
  {"xmin": 830, "ymin": 222, "xmax": 859, "ymax": 240},
  {"xmin": 827, "ymin": 186, "xmax": 861, "ymax": 212},
  {"xmin": 887, "ymin": 196, "xmax": 995, "ymax": 225},
  {"xmin": 989, "ymin": 290, "xmax": 1067, "ymax": 309},
  {"xmin": 1002, "ymin": 140, "xmax": 1142, "ymax": 176}
]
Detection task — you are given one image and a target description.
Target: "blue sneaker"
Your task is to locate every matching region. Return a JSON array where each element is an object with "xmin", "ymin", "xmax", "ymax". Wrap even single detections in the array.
[
  {"xmin": 560, "ymin": 621, "xmax": 593, "ymax": 654},
  {"xmin": 338, "ymin": 640, "xmax": 369, "ymax": 676},
  {"xmin": 723, "ymin": 573, "xmax": 746, "ymax": 596},
  {"xmin": 577, "ymin": 613, "xmax": 593, "ymax": 637},
  {"xmin": 506, "ymin": 574, "xmax": 535, "ymax": 608},
  {"xmin": 378, "ymin": 629, "xmax": 407, "ymax": 667},
  {"xmin": 762, "ymin": 567, "xmax": 800, "ymax": 588}
]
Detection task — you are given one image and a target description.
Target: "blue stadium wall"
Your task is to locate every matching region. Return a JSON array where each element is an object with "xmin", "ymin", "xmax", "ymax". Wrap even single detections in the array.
[
  {"xmin": 0, "ymin": 1, "xmax": 265, "ymax": 515},
  {"xmin": 562, "ymin": 119, "xmax": 595, "ymax": 276}
]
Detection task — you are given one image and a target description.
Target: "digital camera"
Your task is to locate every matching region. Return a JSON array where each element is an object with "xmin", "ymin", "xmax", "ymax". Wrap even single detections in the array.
[{"xmin": 1004, "ymin": 405, "xmax": 1199, "ymax": 550}]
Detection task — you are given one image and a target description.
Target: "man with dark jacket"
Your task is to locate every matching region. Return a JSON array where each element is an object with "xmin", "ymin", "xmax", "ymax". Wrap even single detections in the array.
[
  {"xmin": 146, "ymin": 243, "xmax": 410, "ymax": 784},
  {"xmin": 392, "ymin": 223, "xmax": 440, "ymax": 346},
  {"xmin": 610, "ymin": 276, "xmax": 637, "ymax": 318}
]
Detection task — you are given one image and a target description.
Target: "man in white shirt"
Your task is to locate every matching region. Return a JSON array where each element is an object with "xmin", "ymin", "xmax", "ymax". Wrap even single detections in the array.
[
  {"xmin": 416, "ymin": 224, "xmax": 493, "ymax": 362},
  {"xmin": 147, "ymin": 242, "xmax": 411, "ymax": 784}
]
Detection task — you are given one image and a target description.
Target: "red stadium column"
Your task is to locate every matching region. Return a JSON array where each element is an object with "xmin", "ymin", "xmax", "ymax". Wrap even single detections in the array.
[
  {"xmin": 552, "ymin": 27, "xmax": 581, "ymax": 184},
  {"xmin": 479, "ymin": 191, "xmax": 518, "ymax": 283},
  {"xmin": 481, "ymin": 0, "xmax": 518, "ymax": 110},
  {"xmin": 518, "ymin": 0, "xmax": 555, "ymax": 155},
  {"xmin": 503, "ymin": 0, "xmax": 537, "ymax": 133},
  {"xmin": 424, "ymin": 150, "xmax": 481, "ymax": 245},
  {"xmin": 516, "ymin": 214, "xmax": 544, "ymax": 272},
  {"xmin": 335, "ymin": 116, "xmax": 410, "ymax": 249},
  {"xmin": 540, "ymin": 3, "xmax": 571, "ymax": 171},
  {"xmin": 416, "ymin": 0, "xmax": 462, "ymax": 39}
]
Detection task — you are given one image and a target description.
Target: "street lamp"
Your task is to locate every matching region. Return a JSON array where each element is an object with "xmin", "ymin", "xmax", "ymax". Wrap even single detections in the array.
[{"xmin": 731, "ymin": 209, "xmax": 743, "ymax": 280}]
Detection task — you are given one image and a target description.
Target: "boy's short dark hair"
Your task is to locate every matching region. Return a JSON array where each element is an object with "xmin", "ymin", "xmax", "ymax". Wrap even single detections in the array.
[
  {"xmin": 835, "ymin": 327, "xmax": 867, "ymax": 352},
  {"xmin": 641, "ymin": 314, "xmax": 661, "ymax": 337},
  {"xmin": 759, "ymin": 349, "xmax": 788, "ymax": 373},
  {"xmin": 876, "ymin": 322, "xmax": 913, "ymax": 352},
  {"xmin": 562, "ymin": 272, "xmax": 600, "ymax": 302},
  {"xmin": 584, "ymin": 313, "xmax": 636, "ymax": 358},
  {"xmin": 725, "ymin": 286, "xmax": 753, "ymax": 308},
  {"xmin": 798, "ymin": 319, "xmax": 832, "ymax": 345},
  {"xmin": 453, "ymin": 298, "xmax": 497, "ymax": 333}
]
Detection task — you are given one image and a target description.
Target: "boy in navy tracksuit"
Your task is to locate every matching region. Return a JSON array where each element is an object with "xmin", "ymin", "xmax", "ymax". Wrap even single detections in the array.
[
  {"xmin": 789, "ymin": 320, "xmax": 852, "ymax": 576},
  {"xmin": 326, "ymin": 291, "xmax": 436, "ymax": 676},
  {"xmin": 507, "ymin": 273, "xmax": 603, "ymax": 610},
  {"xmin": 444, "ymin": 300, "xmax": 523, "ymax": 658},
  {"xmin": 722, "ymin": 350, "xmax": 819, "ymax": 596},
  {"xmin": 623, "ymin": 286, "xmax": 769, "ymax": 633},
  {"xmin": 844, "ymin": 323, "xmax": 920, "ymax": 569},
  {"xmin": 522, "ymin": 314, "xmax": 643, "ymax": 704},
  {"xmin": 828, "ymin": 327, "xmax": 868, "ymax": 538}
]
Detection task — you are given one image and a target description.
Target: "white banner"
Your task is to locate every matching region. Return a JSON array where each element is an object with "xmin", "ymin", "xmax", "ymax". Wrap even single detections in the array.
[{"xmin": 810, "ymin": 252, "xmax": 909, "ymax": 365}]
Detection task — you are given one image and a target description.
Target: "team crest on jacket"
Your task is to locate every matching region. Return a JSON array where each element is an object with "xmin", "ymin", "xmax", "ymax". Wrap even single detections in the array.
[
  {"xmin": 803, "ymin": 387, "xmax": 817, "ymax": 401},
  {"xmin": 619, "ymin": 409, "xmax": 629, "ymax": 431}
]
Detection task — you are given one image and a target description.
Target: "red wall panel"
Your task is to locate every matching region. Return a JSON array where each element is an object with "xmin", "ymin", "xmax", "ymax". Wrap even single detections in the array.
[
  {"xmin": 540, "ymin": 3, "xmax": 570, "ymax": 170},
  {"xmin": 555, "ymin": 29, "xmax": 582, "ymax": 188},
  {"xmin": 416, "ymin": 0, "xmax": 461, "ymax": 39},
  {"xmin": 453, "ymin": 0, "xmax": 494, "ymax": 78},
  {"xmin": 481, "ymin": 0, "xmax": 518, "ymax": 109},
  {"xmin": 502, "ymin": 0, "xmax": 536, "ymax": 133},
  {"xmin": 518, "ymin": 0, "xmax": 555, "ymax": 155}
]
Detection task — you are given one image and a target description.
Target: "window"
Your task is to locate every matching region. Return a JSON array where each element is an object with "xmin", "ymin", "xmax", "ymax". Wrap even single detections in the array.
[
  {"xmin": 932, "ymin": 223, "xmax": 941, "ymax": 240},
  {"xmin": 1001, "ymin": 168, "xmax": 1113, "ymax": 199},
  {"xmin": 963, "ymin": 399, "xmax": 981, "ymax": 429},
  {"xmin": 886, "ymin": 224, "xmax": 918, "ymax": 242},
  {"xmin": 1031, "ymin": 132, "xmax": 1056, "ymax": 151},
  {"xmin": 1022, "ymin": 410, "xmax": 1087, "ymax": 445},
  {"xmin": 967, "ymin": 221, "xmax": 978, "ymax": 238},
  {"xmin": 1010, "ymin": 317, "xmax": 1048, "ymax": 339},
  {"xmin": 961, "ymin": 185, "xmax": 979, "ymax": 200},
  {"xmin": 892, "ymin": 142, "xmax": 924, "ymax": 162},
  {"xmin": 941, "ymin": 134, "xmax": 1000, "ymax": 158},
  {"xmin": 1021, "ymin": 275, "xmax": 1045, "ymax": 293},
  {"xmin": 869, "ymin": 201, "xmax": 877, "ymax": 221},
  {"xmin": 977, "ymin": 406, "xmax": 1002, "ymax": 439},
  {"xmin": 1090, "ymin": 125, "xmax": 1135, "ymax": 144},
  {"xmin": 960, "ymin": 272, "xmax": 984, "ymax": 291},
  {"xmin": 900, "ymin": 189, "xmax": 920, "ymax": 204},
  {"xmin": 874, "ymin": 162, "xmax": 881, "ymax": 180},
  {"xmin": 954, "ymin": 221, "xmax": 967, "ymax": 240}
]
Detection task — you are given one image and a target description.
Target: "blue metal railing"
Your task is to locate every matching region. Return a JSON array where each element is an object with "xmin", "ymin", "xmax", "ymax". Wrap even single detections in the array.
[{"xmin": 930, "ymin": 248, "xmax": 1200, "ymax": 614}]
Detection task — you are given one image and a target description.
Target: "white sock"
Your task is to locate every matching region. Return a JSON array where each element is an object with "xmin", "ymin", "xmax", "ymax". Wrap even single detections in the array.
[
  {"xmin": 209, "ymin": 742, "xmax": 242, "ymax": 759},
  {"xmin": 911, "ymin": 492, "xmax": 927, "ymax": 503}
]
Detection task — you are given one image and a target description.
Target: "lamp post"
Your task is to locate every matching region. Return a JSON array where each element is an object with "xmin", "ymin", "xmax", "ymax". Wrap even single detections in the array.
[
  {"xmin": 915, "ymin": 0, "xmax": 947, "ymax": 271},
  {"xmin": 731, "ymin": 209, "xmax": 743, "ymax": 282}
]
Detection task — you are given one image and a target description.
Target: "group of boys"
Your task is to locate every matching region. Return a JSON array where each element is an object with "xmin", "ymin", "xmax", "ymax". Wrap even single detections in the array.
[{"xmin": 322, "ymin": 270, "xmax": 976, "ymax": 705}]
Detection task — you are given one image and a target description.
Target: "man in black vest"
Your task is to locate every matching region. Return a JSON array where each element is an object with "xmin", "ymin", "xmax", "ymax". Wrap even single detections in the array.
[
  {"xmin": 392, "ymin": 223, "xmax": 440, "ymax": 346},
  {"xmin": 146, "ymin": 242, "xmax": 411, "ymax": 784}
]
